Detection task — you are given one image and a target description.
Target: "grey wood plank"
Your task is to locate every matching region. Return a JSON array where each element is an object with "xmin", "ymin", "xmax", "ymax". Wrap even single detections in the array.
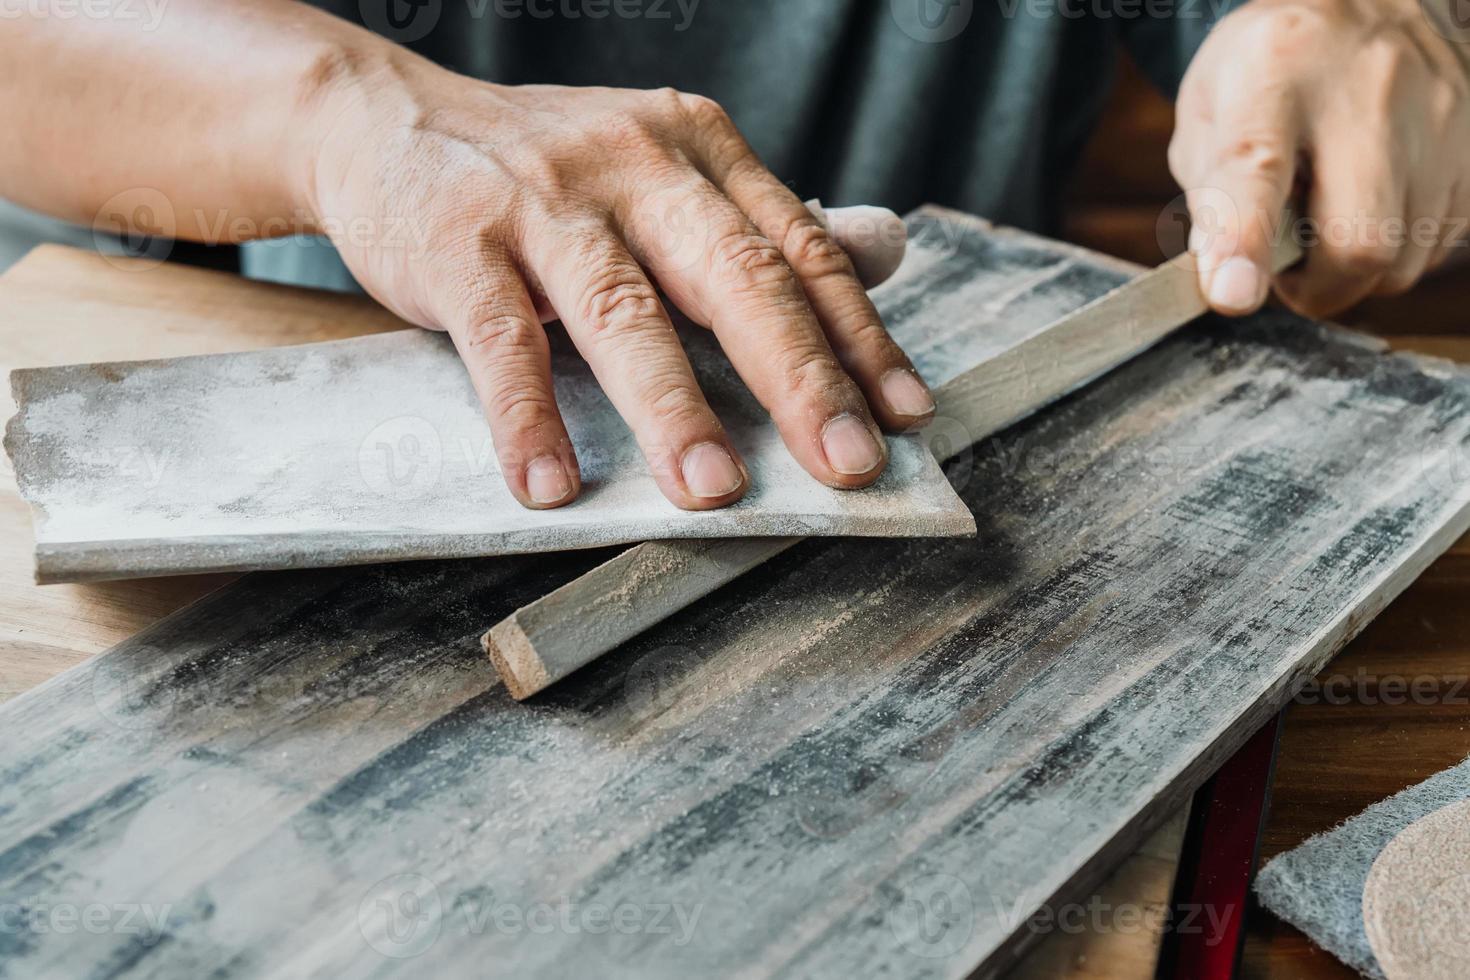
[
  {"xmin": 3, "ymin": 216, "xmax": 1469, "ymax": 980},
  {"xmin": 487, "ymin": 225, "xmax": 1304, "ymax": 698}
]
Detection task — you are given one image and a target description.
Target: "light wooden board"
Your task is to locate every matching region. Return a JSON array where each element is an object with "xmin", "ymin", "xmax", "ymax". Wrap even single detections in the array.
[{"xmin": 3, "ymin": 214, "xmax": 1469, "ymax": 978}]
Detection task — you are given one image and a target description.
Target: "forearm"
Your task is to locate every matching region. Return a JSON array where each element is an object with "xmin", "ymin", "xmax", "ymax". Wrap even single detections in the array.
[{"xmin": 0, "ymin": 0, "xmax": 393, "ymax": 242}]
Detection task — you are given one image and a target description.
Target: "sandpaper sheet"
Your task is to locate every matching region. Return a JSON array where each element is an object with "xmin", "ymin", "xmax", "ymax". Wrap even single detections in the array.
[{"xmin": 5, "ymin": 324, "xmax": 974, "ymax": 581}]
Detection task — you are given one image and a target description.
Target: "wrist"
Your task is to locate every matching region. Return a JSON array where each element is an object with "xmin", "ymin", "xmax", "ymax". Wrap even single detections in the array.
[{"xmin": 289, "ymin": 33, "xmax": 439, "ymax": 233}]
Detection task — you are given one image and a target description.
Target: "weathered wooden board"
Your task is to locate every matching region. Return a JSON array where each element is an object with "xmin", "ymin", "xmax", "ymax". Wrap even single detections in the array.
[
  {"xmin": 487, "ymin": 228, "xmax": 1304, "ymax": 698},
  {"xmin": 3, "ymin": 216, "xmax": 1470, "ymax": 979}
]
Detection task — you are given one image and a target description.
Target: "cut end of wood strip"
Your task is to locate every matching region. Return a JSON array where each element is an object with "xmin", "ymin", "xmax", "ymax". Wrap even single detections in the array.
[{"xmin": 482, "ymin": 618, "xmax": 550, "ymax": 701}]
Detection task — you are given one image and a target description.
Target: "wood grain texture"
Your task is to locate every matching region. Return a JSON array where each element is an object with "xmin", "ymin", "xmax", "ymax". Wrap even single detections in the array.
[
  {"xmin": 2, "ymin": 215, "xmax": 1469, "ymax": 977},
  {"xmin": 488, "ymin": 218, "xmax": 1302, "ymax": 699}
]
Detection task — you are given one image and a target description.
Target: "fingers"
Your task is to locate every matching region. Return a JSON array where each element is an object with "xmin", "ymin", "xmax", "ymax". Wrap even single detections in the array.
[
  {"xmin": 524, "ymin": 222, "xmax": 749, "ymax": 509},
  {"xmin": 805, "ymin": 200, "xmax": 909, "ymax": 289},
  {"xmin": 438, "ymin": 253, "xmax": 581, "ymax": 510},
  {"xmin": 620, "ymin": 175, "xmax": 890, "ymax": 488},
  {"xmin": 685, "ymin": 134, "xmax": 929, "ymax": 435},
  {"xmin": 672, "ymin": 95, "xmax": 931, "ymax": 434},
  {"xmin": 1274, "ymin": 114, "xmax": 1410, "ymax": 317},
  {"xmin": 731, "ymin": 176, "xmax": 932, "ymax": 432},
  {"xmin": 1171, "ymin": 64, "xmax": 1300, "ymax": 316}
]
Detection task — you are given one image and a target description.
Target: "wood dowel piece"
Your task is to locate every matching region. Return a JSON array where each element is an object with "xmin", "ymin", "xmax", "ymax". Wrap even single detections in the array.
[
  {"xmin": 484, "ymin": 536, "xmax": 799, "ymax": 699},
  {"xmin": 484, "ymin": 232, "xmax": 1304, "ymax": 699}
]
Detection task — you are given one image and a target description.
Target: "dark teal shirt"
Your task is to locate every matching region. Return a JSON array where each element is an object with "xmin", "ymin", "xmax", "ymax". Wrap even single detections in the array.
[{"xmin": 0, "ymin": 0, "xmax": 1237, "ymax": 285}]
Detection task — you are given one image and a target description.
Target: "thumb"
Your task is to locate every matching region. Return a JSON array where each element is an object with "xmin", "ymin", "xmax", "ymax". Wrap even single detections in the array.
[
  {"xmin": 1173, "ymin": 94, "xmax": 1299, "ymax": 315},
  {"xmin": 805, "ymin": 199, "xmax": 908, "ymax": 289}
]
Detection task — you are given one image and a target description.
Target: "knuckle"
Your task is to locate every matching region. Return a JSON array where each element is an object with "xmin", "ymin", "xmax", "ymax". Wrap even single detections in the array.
[
  {"xmin": 783, "ymin": 344, "xmax": 852, "ymax": 402},
  {"xmin": 643, "ymin": 86, "xmax": 689, "ymax": 121},
  {"xmin": 462, "ymin": 312, "xmax": 542, "ymax": 357},
  {"xmin": 599, "ymin": 109, "xmax": 664, "ymax": 154},
  {"xmin": 1216, "ymin": 135, "xmax": 1289, "ymax": 179},
  {"xmin": 678, "ymin": 92, "xmax": 732, "ymax": 132},
  {"xmin": 580, "ymin": 270, "xmax": 664, "ymax": 336},
  {"xmin": 782, "ymin": 219, "xmax": 855, "ymax": 278},
  {"xmin": 1166, "ymin": 137, "xmax": 1190, "ymax": 183},
  {"xmin": 1376, "ymin": 271, "xmax": 1417, "ymax": 296},
  {"xmin": 1248, "ymin": 7, "xmax": 1326, "ymax": 56},
  {"xmin": 646, "ymin": 381, "xmax": 711, "ymax": 428},
  {"xmin": 843, "ymin": 314, "xmax": 897, "ymax": 354},
  {"xmin": 710, "ymin": 231, "xmax": 791, "ymax": 287},
  {"xmin": 1429, "ymin": 79, "xmax": 1459, "ymax": 131},
  {"xmin": 489, "ymin": 380, "xmax": 557, "ymax": 431}
]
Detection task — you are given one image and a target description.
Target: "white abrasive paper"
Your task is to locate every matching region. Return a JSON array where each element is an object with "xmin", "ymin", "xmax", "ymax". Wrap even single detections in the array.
[{"xmin": 5, "ymin": 325, "xmax": 974, "ymax": 581}]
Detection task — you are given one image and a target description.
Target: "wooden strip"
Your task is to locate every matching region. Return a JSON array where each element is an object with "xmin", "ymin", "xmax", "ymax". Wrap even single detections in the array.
[{"xmin": 487, "ymin": 232, "xmax": 1304, "ymax": 699}]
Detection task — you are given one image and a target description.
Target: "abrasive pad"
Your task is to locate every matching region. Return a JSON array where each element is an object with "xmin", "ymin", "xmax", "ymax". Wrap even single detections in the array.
[{"xmin": 1255, "ymin": 753, "xmax": 1470, "ymax": 978}]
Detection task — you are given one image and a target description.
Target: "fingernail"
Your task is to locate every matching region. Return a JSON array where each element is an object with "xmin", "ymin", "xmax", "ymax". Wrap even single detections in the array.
[
  {"xmin": 1208, "ymin": 256, "xmax": 1265, "ymax": 312},
  {"xmin": 881, "ymin": 368, "xmax": 935, "ymax": 417},
  {"xmin": 681, "ymin": 442, "xmax": 744, "ymax": 498},
  {"xmin": 821, "ymin": 414, "xmax": 884, "ymax": 476},
  {"xmin": 526, "ymin": 455, "xmax": 572, "ymax": 504}
]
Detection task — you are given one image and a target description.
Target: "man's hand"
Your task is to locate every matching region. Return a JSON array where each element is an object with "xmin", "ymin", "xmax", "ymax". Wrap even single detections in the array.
[
  {"xmin": 1171, "ymin": 0, "xmax": 1470, "ymax": 318},
  {"xmin": 309, "ymin": 59, "xmax": 932, "ymax": 510}
]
